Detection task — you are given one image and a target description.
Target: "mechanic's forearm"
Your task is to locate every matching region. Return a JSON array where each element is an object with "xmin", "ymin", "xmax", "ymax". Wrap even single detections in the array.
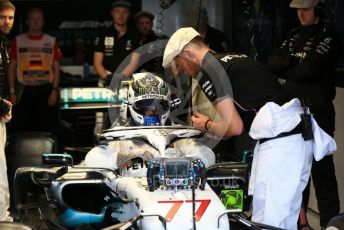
[
  {"xmin": 93, "ymin": 52, "xmax": 109, "ymax": 79},
  {"xmin": 121, "ymin": 52, "xmax": 140, "ymax": 78},
  {"xmin": 94, "ymin": 62, "xmax": 108, "ymax": 79},
  {"xmin": 206, "ymin": 119, "xmax": 242, "ymax": 139},
  {"xmin": 206, "ymin": 119, "xmax": 230, "ymax": 138}
]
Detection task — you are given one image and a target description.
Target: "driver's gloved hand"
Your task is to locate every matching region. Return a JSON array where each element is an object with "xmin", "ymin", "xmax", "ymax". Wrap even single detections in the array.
[{"xmin": 117, "ymin": 151, "xmax": 154, "ymax": 168}]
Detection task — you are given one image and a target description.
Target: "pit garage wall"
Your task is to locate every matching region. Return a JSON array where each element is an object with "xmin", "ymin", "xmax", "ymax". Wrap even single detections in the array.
[
  {"xmin": 325, "ymin": 88, "xmax": 343, "ymax": 212},
  {"xmin": 335, "ymin": 88, "xmax": 344, "ymax": 212},
  {"xmin": 142, "ymin": 0, "xmax": 226, "ymax": 38},
  {"xmin": 308, "ymin": 87, "xmax": 344, "ymax": 213}
]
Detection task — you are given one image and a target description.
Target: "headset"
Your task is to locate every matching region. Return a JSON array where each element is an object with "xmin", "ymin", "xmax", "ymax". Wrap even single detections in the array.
[{"xmin": 314, "ymin": 1, "xmax": 325, "ymax": 18}]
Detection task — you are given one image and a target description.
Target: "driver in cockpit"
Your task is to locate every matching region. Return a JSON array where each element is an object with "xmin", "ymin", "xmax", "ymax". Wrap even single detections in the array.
[{"xmin": 84, "ymin": 73, "xmax": 215, "ymax": 173}]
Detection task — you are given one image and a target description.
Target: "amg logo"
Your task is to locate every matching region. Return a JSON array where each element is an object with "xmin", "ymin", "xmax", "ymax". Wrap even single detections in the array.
[{"xmin": 59, "ymin": 21, "xmax": 112, "ymax": 29}]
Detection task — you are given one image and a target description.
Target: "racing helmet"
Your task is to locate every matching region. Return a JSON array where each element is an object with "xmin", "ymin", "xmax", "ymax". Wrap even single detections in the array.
[{"xmin": 126, "ymin": 73, "xmax": 172, "ymax": 126}]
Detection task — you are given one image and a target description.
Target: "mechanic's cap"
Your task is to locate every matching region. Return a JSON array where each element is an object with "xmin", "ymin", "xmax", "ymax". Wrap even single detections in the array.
[
  {"xmin": 112, "ymin": 0, "xmax": 132, "ymax": 9},
  {"xmin": 134, "ymin": 11, "xmax": 155, "ymax": 23},
  {"xmin": 162, "ymin": 27, "xmax": 200, "ymax": 68},
  {"xmin": 290, "ymin": 0, "xmax": 319, "ymax": 8}
]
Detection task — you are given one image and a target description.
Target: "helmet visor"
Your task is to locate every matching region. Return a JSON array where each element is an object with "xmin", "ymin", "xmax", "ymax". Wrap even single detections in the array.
[{"xmin": 133, "ymin": 99, "xmax": 170, "ymax": 116}]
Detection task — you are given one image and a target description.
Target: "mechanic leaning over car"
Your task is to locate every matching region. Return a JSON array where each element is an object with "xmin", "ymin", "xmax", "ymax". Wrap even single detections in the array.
[
  {"xmin": 162, "ymin": 27, "xmax": 336, "ymax": 229},
  {"xmin": 267, "ymin": 0, "xmax": 340, "ymax": 228}
]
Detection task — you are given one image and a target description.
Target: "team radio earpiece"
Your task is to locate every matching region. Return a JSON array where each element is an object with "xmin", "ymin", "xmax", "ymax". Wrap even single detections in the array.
[{"xmin": 314, "ymin": 1, "xmax": 325, "ymax": 18}]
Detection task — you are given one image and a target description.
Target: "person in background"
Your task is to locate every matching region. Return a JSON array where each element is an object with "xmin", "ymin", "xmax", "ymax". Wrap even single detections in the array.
[
  {"xmin": 0, "ymin": 0, "xmax": 15, "ymax": 222},
  {"xmin": 73, "ymin": 37, "xmax": 88, "ymax": 65},
  {"xmin": 162, "ymin": 27, "xmax": 335, "ymax": 229},
  {"xmin": 93, "ymin": 0, "xmax": 142, "ymax": 134},
  {"xmin": 195, "ymin": 7, "xmax": 230, "ymax": 53},
  {"xmin": 267, "ymin": 0, "xmax": 340, "ymax": 228},
  {"xmin": 8, "ymin": 8, "xmax": 62, "ymax": 132},
  {"xmin": 93, "ymin": 0, "xmax": 140, "ymax": 87},
  {"xmin": 134, "ymin": 11, "xmax": 163, "ymax": 74},
  {"xmin": 134, "ymin": 11, "xmax": 156, "ymax": 44}
]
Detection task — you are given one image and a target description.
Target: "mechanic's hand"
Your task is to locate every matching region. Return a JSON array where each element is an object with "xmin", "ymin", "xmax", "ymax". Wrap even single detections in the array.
[
  {"xmin": 48, "ymin": 89, "xmax": 59, "ymax": 106},
  {"xmin": 191, "ymin": 111, "xmax": 209, "ymax": 132},
  {"xmin": 0, "ymin": 99, "xmax": 12, "ymax": 123}
]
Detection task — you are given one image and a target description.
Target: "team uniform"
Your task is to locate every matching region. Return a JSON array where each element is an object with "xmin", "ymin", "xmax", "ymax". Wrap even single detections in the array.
[
  {"xmin": 93, "ymin": 26, "xmax": 140, "ymax": 132},
  {"xmin": 94, "ymin": 25, "xmax": 140, "ymax": 75},
  {"xmin": 196, "ymin": 51, "xmax": 335, "ymax": 229},
  {"xmin": 268, "ymin": 21, "xmax": 340, "ymax": 226},
  {"xmin": 9, "ymin": 33, "xmax": 62, "ymax": 132}
]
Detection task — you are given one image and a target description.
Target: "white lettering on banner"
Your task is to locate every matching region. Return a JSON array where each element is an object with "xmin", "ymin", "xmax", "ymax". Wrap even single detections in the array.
[
  {"xmin": 72, "ymin": 89, "xmax": 83, "ymax": 99},
  {"xmin": 71, "ymin": 88, "xmax": 114, "ymax": 101}
]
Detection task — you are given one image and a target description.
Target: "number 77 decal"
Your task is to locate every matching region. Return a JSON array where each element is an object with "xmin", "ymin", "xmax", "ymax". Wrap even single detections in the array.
[{"xmin": 158, "ymin": 200, "xmax": 211, "ymax": 222}]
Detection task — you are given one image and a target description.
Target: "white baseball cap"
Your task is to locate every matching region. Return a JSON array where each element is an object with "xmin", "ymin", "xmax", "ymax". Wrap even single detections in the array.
[{"xmin": 162, "ymin": 27, "xmax": 200, "ymax": 68}]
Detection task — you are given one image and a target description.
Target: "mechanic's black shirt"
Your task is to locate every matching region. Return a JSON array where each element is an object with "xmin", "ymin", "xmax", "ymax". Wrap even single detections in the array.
[
  {"xmin": 197, "ymin": 52, "xmax": 292, "ymax": 131},
  {"xmin": 94, "ymin": 25, "xmax": 140, "ymax": 73}
]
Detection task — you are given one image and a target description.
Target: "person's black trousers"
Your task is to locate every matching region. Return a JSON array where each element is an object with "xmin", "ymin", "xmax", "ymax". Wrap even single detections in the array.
[
  {"xmin": 303, "ymin": 110, "xmax": 340, "ymax": 227},
  {"xmin": 303, "ymin": 155, "xmax": 340, "ymax": 227}
]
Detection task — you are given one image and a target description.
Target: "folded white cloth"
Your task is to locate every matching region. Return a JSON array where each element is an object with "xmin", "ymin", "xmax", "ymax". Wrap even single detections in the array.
[
  {"xmin": 249, "ymin": 98, "xmax": 302, "ymax": 139},
  {"xmin": 311, "ymin": 117, "xmax": 337, "ymax": 161}
]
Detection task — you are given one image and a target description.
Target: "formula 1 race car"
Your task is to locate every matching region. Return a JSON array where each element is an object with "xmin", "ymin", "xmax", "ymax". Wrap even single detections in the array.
[{"xmin": 13, "ymin": 126, "xmax": 282, "ymax": 230}]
